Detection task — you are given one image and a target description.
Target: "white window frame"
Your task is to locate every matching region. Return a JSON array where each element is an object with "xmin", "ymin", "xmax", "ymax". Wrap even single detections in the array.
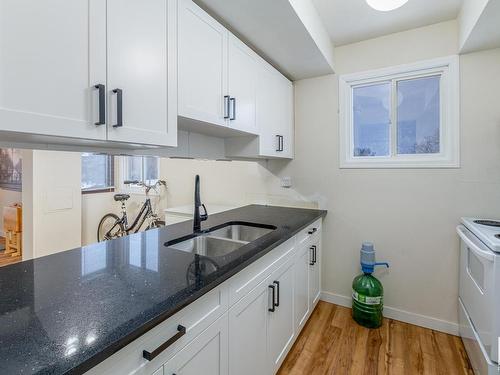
[
  {"xmin": 339, "ymin": 55, "xmax": 460, "ymax": 169},
  {"xmin": 120, "ymin": 156, "xmax": 161, "ymax": 195}
]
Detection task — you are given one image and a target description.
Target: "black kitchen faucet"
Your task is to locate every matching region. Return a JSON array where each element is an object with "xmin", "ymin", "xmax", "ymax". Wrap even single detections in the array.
[{"xmin": 193, "ymin": 175, "xmax": 208, "ymax": 233}]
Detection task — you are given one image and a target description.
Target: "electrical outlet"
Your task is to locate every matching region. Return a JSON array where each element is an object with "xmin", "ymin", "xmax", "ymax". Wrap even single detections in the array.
[{"xmin": 281, "ymin": 176, "xmax": 292, "ymax": 188}]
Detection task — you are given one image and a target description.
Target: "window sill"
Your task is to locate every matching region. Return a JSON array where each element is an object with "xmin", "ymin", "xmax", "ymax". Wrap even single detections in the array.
[
  {"xmin": 339, "ymin": 158, "xmax": 460, "ymax": 169},
  {"xmin": 82, "ymin": 187, "xmax": 115, "ymax": 195}
]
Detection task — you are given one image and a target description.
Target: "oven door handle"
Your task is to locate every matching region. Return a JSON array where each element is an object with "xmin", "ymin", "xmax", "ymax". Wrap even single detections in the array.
[{"xmin": 456, "ymin": 225, "xmax": 495, "ymax": 263}]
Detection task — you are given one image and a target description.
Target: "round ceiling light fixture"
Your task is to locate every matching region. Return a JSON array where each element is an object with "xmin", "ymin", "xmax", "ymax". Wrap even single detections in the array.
[{"xmin": 366, "ymin": 0, "xmax": 409, "ymax": 11}]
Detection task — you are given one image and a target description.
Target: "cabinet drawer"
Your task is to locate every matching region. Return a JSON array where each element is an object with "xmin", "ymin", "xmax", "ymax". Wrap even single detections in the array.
[
  {"xmin": 295, "ymin": 219, "xmax": 322, "ymax": 247},
  {"xmin": 227, "ymin": 237, "xmax": 295, "ymax": 307},
  {"xmin": 85, "ymin": 285, "xmax": 228, "ymax": 375}
]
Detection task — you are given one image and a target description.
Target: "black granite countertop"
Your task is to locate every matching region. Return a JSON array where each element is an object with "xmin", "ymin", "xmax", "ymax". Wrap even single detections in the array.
[{"xmin": 0, "ymin": 205, "xmax": 326, "ymax": 375}]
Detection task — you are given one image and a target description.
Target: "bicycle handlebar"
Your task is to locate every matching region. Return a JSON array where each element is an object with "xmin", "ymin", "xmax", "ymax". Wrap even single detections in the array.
[
  {"xmin": 124, "ymin": 180, "xmax": 140, "ymax": 185},
  {"xmin": 123, "ymin": 179, "xmax": 167, "ymax": 190}
]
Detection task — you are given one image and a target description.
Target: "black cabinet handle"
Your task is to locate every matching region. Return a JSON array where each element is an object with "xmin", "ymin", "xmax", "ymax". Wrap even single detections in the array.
[
  {"xmin": 308, "ymin": 228, "xmax": 318, "ymax": 235},
  {"xmin": 273, "ymin": 281, "xmax": 280, "ymax": 307},
  {"xmin": 268, "ymin": 285, "xmax": 276, "ymax": 312},
  {"xmin": 229, "ymin": 97, "xmax": 236, "ymax": 120},
  {"xmin": 312, "ymin": 245, "xmax": 317, "ymax": 264},
  {"xmin": 112, "ymin": 88, "xmax": 123, "ymax": 128},
  {"xmin": 276, "ymin": 135, "xmax": 284, "ymax": 152},
  {"xmin": 143, "ymin": 325, "xmax": 186, "ymax": 361},
  {"xmin": 309, "ymin": 246, "xmax": 315, "ymax": 266},
  {"xmin": 94, "ymin": 84, "xmax": 105, "ymax": 126},
  {"xmin": 223, "ymin": 95, "xmax": 230, "ymax": 119}
]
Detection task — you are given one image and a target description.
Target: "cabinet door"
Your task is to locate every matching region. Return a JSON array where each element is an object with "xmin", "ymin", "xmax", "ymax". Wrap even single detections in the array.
[
  {"xmin": 227, "ymin": 35, "xmax": 258, "ymax": 134},
  {"xmin": 309, "ymin": 241, "xmax": 321, "ymax": 307},
  {"xmin": 294, "ymin": 245, "xmax": 310, "ymax": 333},
  {"xmin": 257, "ymin": 64, "xmax": 293, "ymax": 158},
  {"xmin": 178, "ymin": 0, "xmax": 227, "ymax": 127},
  {"xmin": 268, "ymin": 258, "xmax": 295, "ymax": 372},
  {"xmin": 0, "ymin": 0, "xmax": 106, "ymax": 140},
  {"xmin": 163, "ymin": 314, "xmax": 228, "ymax": 375},
  {"xmin": 228, "ymin": 280, "xmax": 270, "ymax": 375},
  {"xmin": 106, "ymin": 0, "xmax": 176, "ymax": 146}
]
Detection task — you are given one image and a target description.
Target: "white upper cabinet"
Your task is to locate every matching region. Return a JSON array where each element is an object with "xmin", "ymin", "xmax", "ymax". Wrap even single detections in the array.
[
  {"xmin": 0, "ymin": 0, "xmax": 107, "ymax": 140},
  {"xmin": 106, "ymin": 0, "xmax": 177, "ymax": 146},
  {"xmin": 225, "ymin": 61, "xmax": 294, "ymax": 160},
  {"xmin": 257, "ymin": 63, "xmax": 294, "ymax": 158},
  {"xmin": 227, "ymin": 35, "xmax": 258, "ymax": 134},
  {"xmin": 0, "ymin": 0, "xmax": 176, "ymax": 147},
  {"xmin": 178, "ymin": 0, "xmax": 227, "ymax": 127}
]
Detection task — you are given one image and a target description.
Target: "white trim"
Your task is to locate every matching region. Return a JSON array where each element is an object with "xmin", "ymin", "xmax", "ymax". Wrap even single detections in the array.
[
  {"xmin": 339, "ymin": 55, "xmax": 460, "ymax": 169},
  {"xmin": 320, "ymin": 291, "xmax": 459, "ymax": 336}
]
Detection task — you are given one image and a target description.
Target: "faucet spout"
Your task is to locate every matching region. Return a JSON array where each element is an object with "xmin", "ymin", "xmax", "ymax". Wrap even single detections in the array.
[{"xmin": 193, "ymin": 175, "xmax": 208, "ymax": 233}]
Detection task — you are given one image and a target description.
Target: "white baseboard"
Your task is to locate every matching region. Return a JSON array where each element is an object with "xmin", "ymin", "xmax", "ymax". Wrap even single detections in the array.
[{"xmin": 320, "ymin": 291, "xmax": 459, "ymax": 336}]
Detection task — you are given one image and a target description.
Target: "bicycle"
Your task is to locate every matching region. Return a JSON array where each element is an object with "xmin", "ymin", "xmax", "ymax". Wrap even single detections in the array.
[{"xmin": 97, "ymin": 179, "xmax": 167, "ymax": 242}]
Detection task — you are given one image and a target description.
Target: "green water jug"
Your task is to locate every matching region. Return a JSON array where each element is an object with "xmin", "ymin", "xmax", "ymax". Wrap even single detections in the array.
[{"xmin": 352, "ymin": 242, "xmax": 389, "ymax": 329}]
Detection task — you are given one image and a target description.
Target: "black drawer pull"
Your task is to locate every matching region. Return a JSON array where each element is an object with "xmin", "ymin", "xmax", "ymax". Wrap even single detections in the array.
[
  {"xmin": 308, "ymin": 228, "xmax": 318, "ymax": 235},
  {"xmin": 94, "ymin": 84, "xmax": 105, "ymax": 125},
  {"xmin": 112, "ymin": 88, "xmax": 123, "ymax": 128},
  {"xmin": 143, "ymin": 325, "xmax": 186, "ymax": 361},
  {"xmin": 268, "ymin": 285, "xmax": 276, "ymax": 312},
  {"xmin": 224, "ymin": 95, "xmax": 230, "ymax": 119},
  {"xmin": 273, "ymin": 280, "xmax": 280, "ymax": 307},
  {"xmin": 229, "ymin": 97, "xmax": 236, "ymax": 120},
  {"xmin": 310, "ymin": 246, "xmax": 315, "ymax": 266}
]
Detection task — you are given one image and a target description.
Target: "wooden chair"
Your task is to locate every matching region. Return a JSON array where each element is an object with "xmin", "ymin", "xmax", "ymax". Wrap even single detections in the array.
[{"xmin": 3, "ymin": 205, "xmax": 22, "ymax": 257}]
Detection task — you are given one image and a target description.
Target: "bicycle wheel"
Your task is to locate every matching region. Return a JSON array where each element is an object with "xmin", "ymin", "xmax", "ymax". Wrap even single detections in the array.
[
  {"xmin": 146, "ymin": 220, "xmax": 165, "ymax": 231},
  {"xmin": 97, "ymin": 213, "xmax": 125, "ymax": 242}
]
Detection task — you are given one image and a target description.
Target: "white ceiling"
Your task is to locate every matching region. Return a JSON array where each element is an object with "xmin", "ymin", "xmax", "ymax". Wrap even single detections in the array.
[{"xmin": 312, "ymin": 0, "xmax": 463, "ymax": 46}]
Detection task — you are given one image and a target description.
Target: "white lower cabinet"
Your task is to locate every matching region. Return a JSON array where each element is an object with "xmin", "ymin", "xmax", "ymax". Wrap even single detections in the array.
[
  {"xmin": 309, "ymin": 238, "xmax": 321, "ymax": 308},
  {"xmin": 163, "ymin": 314, "xmax": 228, "ymax": 375},
  {"xmin": 294, "ymin": 244, "xmax": 311, "ymax": 332},
  {"xmin": 86, "ymin": 219, "xmax": 323, "ymax": 375},
  {"xmin": 228, "ymin": 279, "xmax": 270, "ymax": 375},
  {"xmin": 267, "ymin": 257, "xmax": 295, "ymax": 373}
]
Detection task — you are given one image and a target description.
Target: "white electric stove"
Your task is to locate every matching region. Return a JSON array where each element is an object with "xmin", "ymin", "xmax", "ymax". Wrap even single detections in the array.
[{"xmin": 458, "ymin": 218, "xmax": 500, "ymax": 375}]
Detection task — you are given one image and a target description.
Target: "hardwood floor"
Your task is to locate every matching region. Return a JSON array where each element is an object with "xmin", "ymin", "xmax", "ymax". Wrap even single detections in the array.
[
  {"xmin": 278, "ymin": 301, "xmax": 473, "ymax": 375},
  {"xmin": 0, "ymin": 237, "xmax": 22, "ymax": 267}
]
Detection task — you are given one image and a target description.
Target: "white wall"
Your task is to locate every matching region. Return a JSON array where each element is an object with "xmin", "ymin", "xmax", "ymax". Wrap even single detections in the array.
[
  {"xmin": 269, "ymin": 20, "xmax": 500, "ymax": 332},
  {"xmin": 0, "ymin": 188, "xmax": 22, "ymax": 236},
  {"xmin": 23, "ymin": 150, "xmax": 82, "ymax": 259}
]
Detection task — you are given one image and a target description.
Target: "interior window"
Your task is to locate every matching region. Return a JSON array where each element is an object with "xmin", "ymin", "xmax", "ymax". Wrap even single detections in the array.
[
  {"xmin": 0, "ymin": 149, "xmax": 22, "ymax": 191},
  {"xmin": 339, "ymin": 56, "xmax": 459, "ymax": 168},
  {"xmin": 123, "ymin": 156, "xmax": 159, "ymax": 185},
  {"xmin": 81, "ymin": 153, "xmax": 115, "ymax": 192}
]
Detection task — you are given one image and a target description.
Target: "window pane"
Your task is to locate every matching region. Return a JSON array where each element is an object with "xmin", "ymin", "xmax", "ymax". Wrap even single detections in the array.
[
  {"xmin": 125, "ymin": 156, "xmax": 143, "ymax": 182},
  {"xmin": 82, "ymin": 153, "xmax": 113, "ymax": 190},
  {"xmin": 0, "ymin": 149, "xmax": 22, "ymax": 190},
  {"xmin": 143, "ymin": 157, "xmax": 159, "ymax": 183},
  {"xmin": 353, "ymin": 83, "xmax": 391, "ymax": 157},
  {"xmin": 397, "ymin": 76, "xmax": 440, "ymax": 154}
]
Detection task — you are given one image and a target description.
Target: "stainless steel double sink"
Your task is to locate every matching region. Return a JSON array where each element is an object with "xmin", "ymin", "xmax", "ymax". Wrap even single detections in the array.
[{"xmin": 165, "ymin": 222, "xmax": 276, "ymax": 258}]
